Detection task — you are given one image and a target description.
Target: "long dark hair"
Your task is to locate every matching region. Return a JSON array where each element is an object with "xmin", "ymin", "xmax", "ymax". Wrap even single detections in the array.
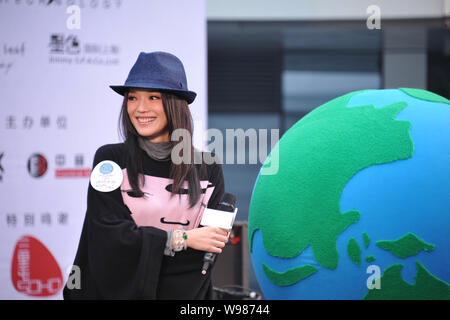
[{"xmin": 118, "ymin": 90, "xmax": 205, "ymax": 208}]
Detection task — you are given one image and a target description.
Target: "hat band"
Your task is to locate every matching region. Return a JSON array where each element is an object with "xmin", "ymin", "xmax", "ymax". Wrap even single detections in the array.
[{"xmin": 125, "ymin": 78, "xmax": 184, "ymax": 90}]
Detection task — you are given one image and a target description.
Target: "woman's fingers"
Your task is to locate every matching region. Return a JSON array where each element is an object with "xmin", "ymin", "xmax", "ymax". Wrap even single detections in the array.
[
  {"xmin": 207, "ymin": 239, "xmax": 226, "ymax": 251},
  {"xmin": 207, "ymin": 237, "xmax": 227, "ymax": 253},
  {"xmin": 213, "ymin": 239, "xmax": 226, "ymax": 248},
  {"xmin": 184, "ymin": 226, "xmax": 230, "ymax": 253},
  {"xmin": 210, "ymin": 227, "xmax": 229, "ymax": 242},
  {"xmin": 213, "ymin": 234, "xmax": 228, "ymax": 243},
  {"xmin": 210, "ymin": 246, "xmax": 222, "ymax": 254},
  {"xmin": 215, "ymin": 227, "xmax": 229, "ymax": 236}
]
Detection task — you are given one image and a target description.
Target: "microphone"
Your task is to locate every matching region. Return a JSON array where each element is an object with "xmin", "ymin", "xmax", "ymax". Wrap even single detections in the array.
[{"xmin": 200, "ymin": 193, "xmax": 237, "ymax": 275}]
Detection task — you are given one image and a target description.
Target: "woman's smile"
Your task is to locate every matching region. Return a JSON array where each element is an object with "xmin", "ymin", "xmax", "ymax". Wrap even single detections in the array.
[{"xmin": 136, "ymin": 116, "xmax": 157, "ymax": 125}]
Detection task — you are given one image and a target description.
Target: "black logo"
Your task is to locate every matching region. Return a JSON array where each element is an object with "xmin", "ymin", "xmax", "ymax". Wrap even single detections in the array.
[
  {"xmin": 121, "ymin": 189, "xmax": 152, "ymax": 198},
  {"xmin": 160, "ymin": 217, "xmax": 190, "ymax": 226},
  {"xmin": 27, "ymin": 153, "xmax": 48, "ymax": 178},
  {"xmin": 165, "ymin": 183, "xmax": 214, "ymax": 194},
  {"xmin": 49, "ymin": 34, "xmax": 80, "ymax": 55}
]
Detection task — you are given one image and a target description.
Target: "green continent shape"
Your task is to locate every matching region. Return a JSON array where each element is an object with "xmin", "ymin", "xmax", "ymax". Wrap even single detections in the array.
[
  {"xmin": 262, "ymin": 263, "xmax": 318, "ymax": 287},
  {"xmin": 376, "ymin": 233, "xmax": 435, "ymax": 258},
  {"xmin": 363, "ymin": 232, "xmax": 370, "ymax": 248},
  {"xmin": 347, "ymin": 238, "xmax": 361, "ymax": 266},
  {"xmin": 364, "ymin": 261, "xmax": 450, "ymax": 300},
  {"xmin": 249, "ymin": 90, "xmax": 414, "ymax": 271},
  {"xmin": 365, "ymin": 256, "xmax": 376, "ymax": 263},
  {"xmin": 399, "ymin": 88, "xmax": 450, "ymax": 105}
]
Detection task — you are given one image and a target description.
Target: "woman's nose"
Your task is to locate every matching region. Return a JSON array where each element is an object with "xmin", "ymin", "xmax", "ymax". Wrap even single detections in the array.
[{"xmin": 136, "ymin": 99, "xmax": 150, "ymax": 112}]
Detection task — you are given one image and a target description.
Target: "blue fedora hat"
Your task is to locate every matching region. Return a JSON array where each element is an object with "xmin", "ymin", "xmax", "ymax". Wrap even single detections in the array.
[{"xmin": 110, "ymin": 51, "xmax": 197, "ymax": 104}]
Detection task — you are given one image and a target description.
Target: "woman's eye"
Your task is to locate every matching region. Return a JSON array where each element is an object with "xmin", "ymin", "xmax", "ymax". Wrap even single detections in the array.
[{"xmin": 128, "ymin": 95, "xmax": 159, "ymax": 101}]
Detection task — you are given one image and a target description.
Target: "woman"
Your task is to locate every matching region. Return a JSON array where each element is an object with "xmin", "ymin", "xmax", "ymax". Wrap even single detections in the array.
[{"xmin": 63, "ymin": 51, "xmax": 228, "ymax": 299}]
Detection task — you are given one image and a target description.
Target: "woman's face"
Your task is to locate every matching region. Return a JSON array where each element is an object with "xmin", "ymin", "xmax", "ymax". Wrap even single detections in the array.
[{"xmin": 127, "ymin": 89, "xmax": 170, "ymax": 142}]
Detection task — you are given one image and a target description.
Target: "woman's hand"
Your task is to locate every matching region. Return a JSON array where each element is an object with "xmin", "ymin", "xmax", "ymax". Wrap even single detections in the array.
[{"xmin": 183, "ymin": 227, "xmax": 229, "ymax": 253}]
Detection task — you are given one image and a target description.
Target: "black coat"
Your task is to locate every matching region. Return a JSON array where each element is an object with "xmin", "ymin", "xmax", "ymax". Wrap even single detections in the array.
[{"xmin": 63, "ymin": 143, "xmax": 225, "ymax": 299}]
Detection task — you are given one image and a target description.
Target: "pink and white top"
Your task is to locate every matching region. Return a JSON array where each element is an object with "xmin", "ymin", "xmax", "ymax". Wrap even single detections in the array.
[{"xmin": 120, "ymin": 169, "xmax": 215, "ymax": 231}]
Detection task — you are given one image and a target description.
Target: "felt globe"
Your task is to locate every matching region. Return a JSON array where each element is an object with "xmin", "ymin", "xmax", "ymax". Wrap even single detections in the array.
[{"xmin": 248, "ymin": 88, "xmax": 450, "ymax": 299}]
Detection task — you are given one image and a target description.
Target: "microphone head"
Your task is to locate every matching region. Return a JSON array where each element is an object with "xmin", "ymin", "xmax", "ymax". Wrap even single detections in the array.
[{"xmin": 219, "ymin": 193, "xmax": 236, "ymax": 210}]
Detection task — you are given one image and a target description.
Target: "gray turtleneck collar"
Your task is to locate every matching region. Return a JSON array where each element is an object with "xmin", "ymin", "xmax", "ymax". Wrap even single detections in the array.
[{"xmin": 138, "ymin": 137, "xmax": 174, "ymax": 161}]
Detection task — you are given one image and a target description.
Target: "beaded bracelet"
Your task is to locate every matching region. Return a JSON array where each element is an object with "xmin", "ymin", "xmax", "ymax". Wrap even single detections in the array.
[{"xmin": 173, "ymin": 229, "xmax": 188, "ymax": 252}]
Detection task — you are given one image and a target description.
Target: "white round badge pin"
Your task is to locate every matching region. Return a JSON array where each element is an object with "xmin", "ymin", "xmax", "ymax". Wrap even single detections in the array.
[{"xmin": 90, "ymin": 160, "xmax": 123, "ymax": 192}]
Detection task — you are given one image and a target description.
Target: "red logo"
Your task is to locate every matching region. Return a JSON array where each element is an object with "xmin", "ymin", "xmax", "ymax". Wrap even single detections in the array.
[
  {"xmin": 27, "ymin": 153, "xmax": 48, "ymax": 178},
  {"xmin": 55, "ymin": 168, "xmax": 91, "ymax": 178},
  {"xmin": 11, "ymin": 235, "xmax": 63, "ymax": 297}
]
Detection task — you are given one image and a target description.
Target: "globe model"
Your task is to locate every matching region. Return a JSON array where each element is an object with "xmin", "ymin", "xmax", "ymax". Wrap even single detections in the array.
[{"xmin": 248, "ymin": 88, "xmax": 450, "ymax": 299}]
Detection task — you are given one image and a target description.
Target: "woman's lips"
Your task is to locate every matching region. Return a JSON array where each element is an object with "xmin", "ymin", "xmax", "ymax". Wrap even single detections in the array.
[{"xmin": 137, "ymin": 117, "xmax": 156, "ymax": 125}]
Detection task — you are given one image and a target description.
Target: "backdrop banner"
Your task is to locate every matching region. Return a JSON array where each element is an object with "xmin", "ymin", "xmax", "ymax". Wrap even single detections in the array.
[{"xmin": 0, "ymin": 0, "xmax": 206, "ymax": 299}]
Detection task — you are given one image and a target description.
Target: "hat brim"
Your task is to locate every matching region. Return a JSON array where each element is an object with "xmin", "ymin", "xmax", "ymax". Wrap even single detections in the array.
[{"xmin": 110, "ymin": 85, "xmax": 197, "ymax": 104}]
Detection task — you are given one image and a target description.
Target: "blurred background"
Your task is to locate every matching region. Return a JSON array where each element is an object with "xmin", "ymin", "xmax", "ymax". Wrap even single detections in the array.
[
  {"xmin": 0, "ymin": 0, "xmax": 448, "ymax": 299},
  {"xmin": 207, "ymin": 0, "xmax": 449, "ymax": 298}
]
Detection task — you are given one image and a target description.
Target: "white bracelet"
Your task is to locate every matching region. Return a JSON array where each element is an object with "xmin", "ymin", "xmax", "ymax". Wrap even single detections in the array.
[{"xmin": 173, "ymin": 229, "xmax": 187, "ymax": 252}]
